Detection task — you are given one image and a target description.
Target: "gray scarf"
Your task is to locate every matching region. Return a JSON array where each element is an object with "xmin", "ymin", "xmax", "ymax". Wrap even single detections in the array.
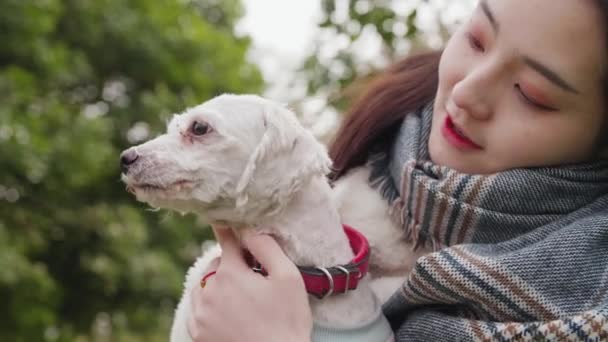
[{"xmin": 369, "ymin": 103, "xmax": 608, "ymax": 341}]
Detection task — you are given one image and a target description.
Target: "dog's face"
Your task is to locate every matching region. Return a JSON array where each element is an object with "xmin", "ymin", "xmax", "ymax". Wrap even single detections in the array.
[{"xmin": 120, "ymin": 94, "xmax": 331, "ymax": 223}]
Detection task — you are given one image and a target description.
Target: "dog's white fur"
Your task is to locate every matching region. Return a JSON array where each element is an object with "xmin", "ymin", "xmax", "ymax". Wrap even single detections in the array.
[
  {"xmin": 332, "ymin": 167, "xmax": 434, "ymax": 304},
  {"xmin": 121, "ymin": 94, "xmax": 398, "ymax": 341}
]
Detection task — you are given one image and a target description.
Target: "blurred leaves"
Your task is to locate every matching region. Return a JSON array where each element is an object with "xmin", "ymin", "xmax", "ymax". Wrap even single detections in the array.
[
  {"xmin": 0, "ymin": 0, "xmax": 262, "ymax": 340},
  {"xmin": 298, "ymin": 0, "xmax": 474, "ymax": 115}
]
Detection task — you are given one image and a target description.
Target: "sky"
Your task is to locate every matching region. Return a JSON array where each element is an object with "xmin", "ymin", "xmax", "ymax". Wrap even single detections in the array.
[
  {"xmin": 236, "ymin": 0, "xmax": 322, "ymax": 100},
  {"xmin": 237, "ymin": 0, "xmax": 321, "ymax": 67}
]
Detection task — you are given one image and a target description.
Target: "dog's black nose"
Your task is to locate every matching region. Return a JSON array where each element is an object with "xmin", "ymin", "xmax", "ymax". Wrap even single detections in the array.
[{"xmin": 120, "ymin": 149, "xmax": 139, "ymax": 173}]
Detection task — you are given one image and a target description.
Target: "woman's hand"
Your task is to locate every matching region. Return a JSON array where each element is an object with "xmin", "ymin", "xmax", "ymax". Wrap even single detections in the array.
[{"xmin": 187, "ymin": 227, "xmax": 312, "ymax": 342}]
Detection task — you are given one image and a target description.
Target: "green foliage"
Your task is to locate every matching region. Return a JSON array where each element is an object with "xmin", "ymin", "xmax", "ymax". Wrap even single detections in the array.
[
  {"xmin": 300, "ymin": 0, "xmax": 473, "ymax": 112},
  {"xmin": 0, "ymin": 0, "xmax": 263, "ymax": 340},
  {"xmin": 303, "ymin": 0, "xmax": 415, "ymax": 107}
]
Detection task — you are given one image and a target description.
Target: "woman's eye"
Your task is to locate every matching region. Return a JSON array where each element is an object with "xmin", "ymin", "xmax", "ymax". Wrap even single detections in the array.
[
  {"xmin": 191, "ymin": 121, "xmax": 210, "ymax": 136},
  {"xmin": 467, "ymin": 33, "xmax": 485, "ymax": 52},
  {"xmin": 514, "ymin": 84, "xmax": 557, "ymax": 112}
]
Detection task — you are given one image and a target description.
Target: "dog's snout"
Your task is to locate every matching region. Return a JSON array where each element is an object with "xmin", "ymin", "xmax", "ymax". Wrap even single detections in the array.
[{"xmin": 120, "ymin": 149, "xmax": 139, "ymax": 173}]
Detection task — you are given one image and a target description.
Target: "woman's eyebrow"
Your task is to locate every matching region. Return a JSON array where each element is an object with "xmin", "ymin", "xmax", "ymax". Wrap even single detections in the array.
[
  {"xmin": 523, "ymin": 57, "xmax": 580, "ymax": 94},
  {"xmin": 481, "ymin": 0, "xmax": 579, "ymax": 95},
  {"xmin": 481, "ymin": 0, "xmax": 499, "ymax": 33}
]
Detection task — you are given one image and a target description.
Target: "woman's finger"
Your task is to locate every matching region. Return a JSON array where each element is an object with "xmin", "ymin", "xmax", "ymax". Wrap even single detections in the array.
[
  {"xmin": 211, "ymin": 226, "xmax": 248, "ymax": 270},
  {"xmin": 242, "ymin": 232, "xmax": 299, "ymax": 278}
]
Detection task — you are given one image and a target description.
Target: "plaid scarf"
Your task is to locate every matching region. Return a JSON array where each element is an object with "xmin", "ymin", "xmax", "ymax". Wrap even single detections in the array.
[{"xmin": 369, "ymin": 103, "xmax": 608, "ymax": 341}]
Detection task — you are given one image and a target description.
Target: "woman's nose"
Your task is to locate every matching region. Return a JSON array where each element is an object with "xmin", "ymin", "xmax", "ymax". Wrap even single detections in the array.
[{"xmin": 450, "ymin": 68, "xmax": 495, "ymax": 121}]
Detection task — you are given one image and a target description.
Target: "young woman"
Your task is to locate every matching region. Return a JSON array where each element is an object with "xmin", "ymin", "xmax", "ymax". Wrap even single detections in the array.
[{"xmin": 186, "ymin": 0, "xmax": 608, "ymax": 340}]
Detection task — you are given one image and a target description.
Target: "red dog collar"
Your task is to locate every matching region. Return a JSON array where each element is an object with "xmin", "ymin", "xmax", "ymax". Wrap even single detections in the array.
[
  {"xmin": 297, "ymin": 224, "xmax": 370, "ymax": 299},
  {"xmin": 247, "ymin": 225, "xmax": 370, "ymax": 300}
]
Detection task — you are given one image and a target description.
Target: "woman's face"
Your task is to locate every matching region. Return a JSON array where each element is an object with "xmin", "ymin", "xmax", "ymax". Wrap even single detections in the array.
[{"xmin": 429, "ymin": 0, "xmax": 607, "ymax": 174}]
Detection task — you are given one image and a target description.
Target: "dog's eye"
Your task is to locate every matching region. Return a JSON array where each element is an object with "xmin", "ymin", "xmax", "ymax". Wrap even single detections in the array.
[{"xmin": 191, "ymin": 121, "xmax": 210, "ymax": 136}]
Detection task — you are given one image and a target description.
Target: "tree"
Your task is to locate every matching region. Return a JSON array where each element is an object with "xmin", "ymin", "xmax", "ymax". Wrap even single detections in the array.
[
  {"xmin": 0, "ymin": 0, "xmax": 263, "ymax": 340},
  {"xmin": 292, "ymin": 0, "xmax": 475, "ymax": 140}
]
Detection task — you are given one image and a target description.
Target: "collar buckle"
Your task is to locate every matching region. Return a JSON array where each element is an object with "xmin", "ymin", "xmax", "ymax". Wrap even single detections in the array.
[
  {"xmin": 315, "ymin": 267, "xmax": 335, "ymax": 299},
  {"xmin": 247, "ymin": 225, "xmax": 370, "ymax": 300},
  {"xmin": 302, "ymin": 225, "xmax": 370, "ymax": 299},
  {"xmin": 334, "ymin": 265, "xmax": 351, "ymax": 294}
]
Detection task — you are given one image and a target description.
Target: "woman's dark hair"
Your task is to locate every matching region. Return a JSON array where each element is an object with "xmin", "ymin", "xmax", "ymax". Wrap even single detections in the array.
[
  {"xmin": 596, "ymin": 0, "xmax": 608, "ymax": 153},
  {"xmin": 329, "ymin": 51, "xmax": 441, "ymax": 180}
]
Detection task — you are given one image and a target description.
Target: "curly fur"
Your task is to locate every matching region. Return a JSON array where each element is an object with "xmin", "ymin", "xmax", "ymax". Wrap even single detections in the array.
[{"xmin": 121, "ymin": 94, "xmax": 385, "ymax": 341}]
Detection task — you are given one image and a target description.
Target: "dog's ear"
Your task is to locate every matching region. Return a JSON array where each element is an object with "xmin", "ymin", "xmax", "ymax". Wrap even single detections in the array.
[
  {"xmin": 235, "ymin": 104, "xmax": 331, "ymax": 209},
  {"xmin": 235, "ymin": 111, "xmax": 277, "ymax": 207},
  {"xmin": 276, "ymin": 127, "xmax": 332, "ymax": 200}
]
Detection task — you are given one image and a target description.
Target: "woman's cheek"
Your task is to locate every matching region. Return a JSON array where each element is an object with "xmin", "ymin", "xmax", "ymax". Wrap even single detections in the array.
[{"xmin": 441, "ymin": 46, "xmax": 473, "ymax": 89}]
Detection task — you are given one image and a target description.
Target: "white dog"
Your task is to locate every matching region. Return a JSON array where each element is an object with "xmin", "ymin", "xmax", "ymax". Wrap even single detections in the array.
[{"xmin": 120, "ymin": 94, "xmax": 395, "ymax": 341}]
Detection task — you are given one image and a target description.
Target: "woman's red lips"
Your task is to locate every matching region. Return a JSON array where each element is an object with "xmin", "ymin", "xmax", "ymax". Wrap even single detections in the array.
[{"xmin": 441, "ymin": 115, "xmax": 482, "ymax": 150}]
